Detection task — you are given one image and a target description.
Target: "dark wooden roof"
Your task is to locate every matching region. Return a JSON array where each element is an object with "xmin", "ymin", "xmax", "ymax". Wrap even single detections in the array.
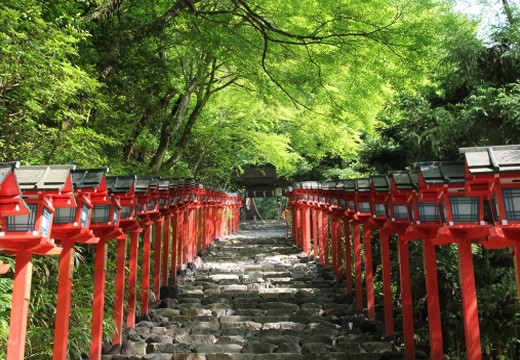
[
  {"xmin": 15, "ymin": 165, "xmax": 75, "ymax": 191},
  {"xmin": 370, "ymin": 175, "xmax": 391, "ymax": 192},
  {"xmin": 71, "ymin": 168, "xmax": 108, "ymax": 189},
  {"xmin": 318, "ymin": 181, "xmax": 346, "ymax": 190},
  {"xmin": 158, "ymin": 179, "xmax": 170, "ymax": 191},
  {"xmin": 460, "ymin": 145, "xmax": 520, "ymax": 174},
  {"xmin": 302, "ymin": 181, "xmax": 321, "ymax": 190},
  {"xmin": 135, "ymin": 177, "xmax": 151, "ymax": 194},
  {"xmin": 234, "ymin": 164, "xmax": 291, "ymax": 195},
  {"xmin": 416, "ymin": 162, "xmax": 465, "ymax": 184},
  {"xmin": 168, "ymin": 179, "xmax": 184, "ymax": 190},
  {"xmin": 343, "ymin": 179, "xmax": 356, "ymax": 192},
  {"xmin": 355, "ymin": 178, "xmax": 371, "ymax": 192},
  {"xmin": 106, "ymin": 175, "xmax": 136, "ymax": 193},
  {"xmin": 390, "ymin": 171, "xmax": 419, "ymax": 190}
]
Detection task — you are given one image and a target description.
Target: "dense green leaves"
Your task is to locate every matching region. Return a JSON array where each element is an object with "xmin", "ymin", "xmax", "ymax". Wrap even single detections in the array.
[{"xmin": 1, "ymin": 0, "xmax": 520, "ymax": 358}]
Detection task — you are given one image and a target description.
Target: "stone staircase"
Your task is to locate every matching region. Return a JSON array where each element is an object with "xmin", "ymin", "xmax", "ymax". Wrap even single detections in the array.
[{"xmin": 103, "ymin": 221, "xmax": 404, "ymax": 360}]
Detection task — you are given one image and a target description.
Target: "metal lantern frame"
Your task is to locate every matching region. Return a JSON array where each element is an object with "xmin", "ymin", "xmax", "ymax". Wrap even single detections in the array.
[
  {"xmin": 0, "ymin": 164, "xmax": 66, "ymax": 360},
  {"xmin": 106, "ymin": 175, "xmax": 138, "ymax": 230},
  {"xmin": 343, "ymin": 179, "xmax": 357, "ymax": 216},
  {"xmin": 369, "ymin": 175, "xmax": 391, "ymax": 221},
  {"xmin": 387, "ymin": 171, "xmax": 419, "ymax": 225},
  {"xmin": 460, "ymin": 145, "xmax": 520, "ymax": 247},
  {"xmin": 354, "ymin": 178, "xmax": 372, "ymax": 219},
  {"xmin": 135, "ymin": 178, "xmax": 152, "ymax": 218}
]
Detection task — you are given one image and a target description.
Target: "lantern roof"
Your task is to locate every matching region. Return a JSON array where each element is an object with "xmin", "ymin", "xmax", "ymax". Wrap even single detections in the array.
[
  {"xmin": 106, "ymin": 175, "xmax": 136, "ymax": 194},
  {"xmin": 0, "ymin": 162, "xmax": 19, "ymax": 184},
  {"xmin": 149, "ymin": 177, "xmax": 160, "ymax": 190},
  {"xmin": 390, "ymin": 171, "xmax": 419, "ymax": 190},
  {"xmin": 168, "ymin": 179, "xmax": 184, "ymax": 190},
  {"xmin": 370, "ymin": 175, "xmax": 391, "ymax": 192},
  {"xmin": 158, "ymin": 179, "xmax": 170, "ymax": 191},
  {"xmin": 321, "ymin": 181, "xmax": 345, "ymax": 190},
  {"xmin": 135, "ymin": 177, "xmax": 151, "ymax": 194},
  {"xmin": 343, "ymin": 179, "xmax": 356, "ymax": 192},
  {"xmin": 302, "ymin": 181, "xmax": 321, "ymax": 190},
  {"xmin": 0, "ymin": 162, "xmax": 30, "ymax": 216},
  {"xmin": 182, "ymin": 178, "xmax": 203, "ymax": 188},
  {"xmin": 416, "ymin": 162, "xmax": 465, "ymax": 184},
  {"xmin": 71, "ymin": 168, "xmax": 108, "ymax": 189},
  {"xmin": 355, "ymin": 178, "xmax": 371, "ymax": 192},
  {"xmin": 14, "ymin": 164, "xmax": 76, "ymax": 191},
  {"xmin": 460, "ymin": 145, "xmax": 520, "ymax": 174}
]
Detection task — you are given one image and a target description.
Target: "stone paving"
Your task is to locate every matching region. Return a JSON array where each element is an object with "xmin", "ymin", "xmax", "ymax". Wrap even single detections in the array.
[{"xmin": 102, "ymin": 220, "xmax": 405, "ymax": 360}]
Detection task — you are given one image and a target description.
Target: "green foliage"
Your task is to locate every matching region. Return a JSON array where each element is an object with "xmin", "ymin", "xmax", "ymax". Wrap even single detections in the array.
[
  {"xmin": 1, "ymin": 0, "xmax": 520, "ymax": 358},
  {"xmin": 0, "ymin": 0, "xmax": 102, "ymax": 164}
]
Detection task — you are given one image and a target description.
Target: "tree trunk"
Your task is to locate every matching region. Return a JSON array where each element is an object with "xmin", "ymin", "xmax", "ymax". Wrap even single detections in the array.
[
  {"xmin": 501, "ymin": 0, "xmax": 516, "ymax": 26},
  {"xmin": 123, "ymin": 89, "xmax": 176, "ymax": 162},
  {"xmin": 148, "ymin": 92, "xmax": 191, "ymax": 172},
  {"xmin": 160, "ymin": 92, "xmax": 209, "ymax": 171}
]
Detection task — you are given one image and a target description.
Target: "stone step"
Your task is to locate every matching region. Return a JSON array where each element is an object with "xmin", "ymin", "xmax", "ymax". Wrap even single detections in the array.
[{"xmin": 106, "ymin": 222, "xmax": 401, "ymax": 360}]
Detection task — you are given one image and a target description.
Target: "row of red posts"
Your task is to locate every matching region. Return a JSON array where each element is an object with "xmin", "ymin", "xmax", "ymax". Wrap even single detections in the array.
[
  {"xmin": 286, "ymin": 145, "xmax": 520, "ymax": 360},
  {"xmin": 0, "ymin": 164, "xmax": 242, "ymax": 360}
]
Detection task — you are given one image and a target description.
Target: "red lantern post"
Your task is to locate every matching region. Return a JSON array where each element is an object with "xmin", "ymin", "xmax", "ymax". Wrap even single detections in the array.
[
  {"xmin": 353, "ymin": 178, "xmax": 376, "ymax": 320},
  {"xmin": 135, "ymin": 177, "xmax": 158, "ymax": 317},
  {"xmin": 50, "ymin": 167, "xmax": 106, "ymax": 360},
  {"xmin": 409, "ymin": 162, "xmax": 470, "ymax": 360},
  {"xmin": 159, "ymin": 179, "xmax": 172, "ymax": 289},
  {"xmin": 169, "ymin": 180, "xmax": 183, "ymax": 278},
  {"xmin": 344, "ymin": 180, "xmax": 362, "ymax": 308},
  {"xmin": 385, "ymin": 171, "xmax": 419, "ymax": 360},
  {"xmin": 322, "ymin": 181, "xmax": 345, "ymax": 278},
  {"xmin": 299, "ymin": 182, "xmax": 313, "ymax": 255},
  {"xmin": 0, "ymin": 163, "xmax": 62, "ymax": 360},
  {"xmin": 85, "ymin": 171, "xmax": 124, "ymax": 360},
  {"xmin": 461, "ymin": 145, "xmax": 520, "ymax": 301},
  {"xmin": 105, "ymin": 175, "xmax": 139, "ymax": 345},
  {"xmin": 368, "ymin": 175, "xmax": 393, "ymax": 336}
]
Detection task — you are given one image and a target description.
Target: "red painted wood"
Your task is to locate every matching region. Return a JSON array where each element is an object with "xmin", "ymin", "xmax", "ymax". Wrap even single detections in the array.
[
  {"xmin": 330, "ymin": 217, "xmax": 343, "ymax": 278},
  {"xmin": 301, "ymin": 207, "xmax": 311, "ymax": 254},
  {"xmin": 317, "ymin": 210, "xmax": 324, "ymax": 264},
  {"xmin": 141, "ymin": 221, "xmax": 152, "ymax": 315},
  {"xmin": 90, "ymin": 238, "xmax": 108, "ymax": 360},
  {"xmin": 127, "ymin": 230, "xmax": 139, "ymax": 328},
  {"xmin": 312, "ymin": 208, "xmax": 318, "ymax": 259},
  {"xmin": 398, "ymin": 237, "xmax": 416, "ymax": 360},
  {"xmin": 423, "ymin": 238, "xmax": 444, "ymax": 360},
  {"xmin": 197, "ymin": 208, "xmax": 203, "ymax": 252},
  {"xmin": 190, "ymin": 207, "xmax": 196, "ymax": 261},
  {"xmin": 380, "ymin": 232, "xmax": 394, "ymax": 336},
  {"xmin": 295, "ymin": 207, "xmax": 302, "ymax": 247},
  {"xmin": 335, "ymin": 217, "xmax": 343, "ymax": 278},
  {"xmin": 323, "ymin": 214, "xmax": 329, "ymax": 267},
  {"xmin": 458, "ymin": 239, "xmax": 482, "ymax": 360},
  {"xmin": 183, "ymin": 209, "xmax": 189, "ymax": 265},
  {"xmin": 162, "ymin": 215, "xmax": 170, "ymax": 287},
  {"xmin": 112, "ymin": 236, "xmax": 127, "ymax": 346},
  {"xmin": 364, "ymin": 227, "xmax": 375, "ymax": 321},
  {"xmin": 353, "ymin": 223, "xmax": 363, "ymax": 311},
  {"xmin": 331, "ymin": 217, "xmax": 338, "ymax": 275},
  {"xmin": 7, "ymin": 251, "xmax": 32, "ymax": 360},
  {"xmin": 153, "ymin": 217, "xmax": 163, "ymax": 301},
  {"xmin": 52, "ymin": 241, "xmax": 75, "ymax": 360},
  {"xmin": 344, "ymin": 219, "xmax": 353, "ymax": 294},
  {"xmin": 171, "ymin": 212, "xmax": 178, "ymax": 278}
]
